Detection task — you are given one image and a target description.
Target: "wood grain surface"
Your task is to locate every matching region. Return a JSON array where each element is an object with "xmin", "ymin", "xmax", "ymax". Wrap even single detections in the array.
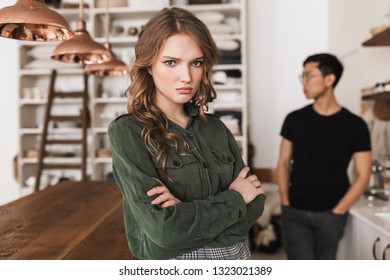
[{"xmin": 0, "ymin": 180, "xmax": 135, "ymax": 260}]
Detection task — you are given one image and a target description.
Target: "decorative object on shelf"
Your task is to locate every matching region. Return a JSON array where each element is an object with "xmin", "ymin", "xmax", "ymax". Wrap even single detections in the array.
[
  {"xmin": 85, "ymin": 0, "xmax": 130, "ymax": 76},
  {"xmin": 189, "ymin": 0, "xmax": 222, "ymax": 4},
  {"xmin": 370, "ymin": 4, "xmax": 390, "ymax": 36},
  {"xmin": 214, "ymin": 111, "xmax": 242, "ymax": 136},
  {"xmin": 51, "ymin": 0, "xmax": 111, "ymax": 64},
  {"xmin": 113, "ymin": 25, "xmax": 124, "ymax": 36},
  {"xmin": 96, "ymin": 0, "xmax": 127, "ymax": 8},
  {"xmin": 62, "ymin": 2, "xmax": 89, "ymax": 9},
  {"xmin": 373, "ymin": 99, "xmax": 390, "ymax": 121},
  {"xmin": 96, "ymin": 148, "xmax": 112, "ymax": 158},
  {"xmin": 0, "ymin": 0, "xmax": 73, "ymax": 41},
  {"xmin": 44, "ymin": 0, "xmax": 61, "ymax": 9},
  {"xmin": 127, "ymin": 26, "xmax": 138, "ymax": 36},
  {"xmin": 361, "ymin": 80, "xmax": 390, "ymax": 96},
  {"xmin": 363, "ymin": 2, "xmax": 390, "ymax": 46},
  {"xmin": 171, "ymin": 0, "xmax": 189, "ymax": 5}
]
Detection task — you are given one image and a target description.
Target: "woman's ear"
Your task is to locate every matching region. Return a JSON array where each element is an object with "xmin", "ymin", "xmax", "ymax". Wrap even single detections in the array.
[{"xmin": 147, "ymin": 67, "xmax": 152, "ymax": 75}]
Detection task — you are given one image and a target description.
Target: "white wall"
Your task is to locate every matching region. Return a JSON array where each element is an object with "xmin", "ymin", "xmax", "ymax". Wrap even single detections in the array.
[
  {"xmin": 247, "ymin": 0, "xmax": 328, "ymax": 168},
  {"xmin": 0, "ymin": 0, "xmax": 20, "ymax": 204}
]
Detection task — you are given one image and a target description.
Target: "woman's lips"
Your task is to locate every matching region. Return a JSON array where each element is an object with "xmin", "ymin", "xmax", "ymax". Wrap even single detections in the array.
[{"xmin": 176, "ymin": 87, "xmax": 193, "ymax": 94}]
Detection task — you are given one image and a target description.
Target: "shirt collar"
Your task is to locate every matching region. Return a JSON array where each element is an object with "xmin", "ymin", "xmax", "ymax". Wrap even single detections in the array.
[{"xmin": 184, "ymin": 102, "xmax": 199, "ymax": 118}]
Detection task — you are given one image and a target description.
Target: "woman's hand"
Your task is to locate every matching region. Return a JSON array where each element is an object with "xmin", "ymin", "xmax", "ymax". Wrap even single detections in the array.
[
  {"xmin": 229, "ymin": 167, "xmax": 264, "ymax": 205},
  {"xmin": 147, "ymin": 179, "xmax": 181, "ymax": 208}
]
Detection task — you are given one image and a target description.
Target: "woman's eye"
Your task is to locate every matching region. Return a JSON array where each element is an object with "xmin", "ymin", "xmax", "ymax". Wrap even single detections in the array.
[
  {"xmin": 192, "ymin": 60, "xmax": 203, "ymax": 67},
  {"xmin": 164, "ymin": 60, "xmax": 176, "ymax": 66}
]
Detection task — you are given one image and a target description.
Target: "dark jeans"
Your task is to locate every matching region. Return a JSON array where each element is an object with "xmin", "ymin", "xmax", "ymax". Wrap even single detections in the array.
[{"xmin": 281, "ymin": 205, "xmax": 348, "ymax": 260}]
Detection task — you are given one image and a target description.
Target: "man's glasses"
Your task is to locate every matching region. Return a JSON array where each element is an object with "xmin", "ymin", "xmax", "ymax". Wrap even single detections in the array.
[{"xmin": 298, "ymin": 73, "xmax": 322, "ymax": 83}]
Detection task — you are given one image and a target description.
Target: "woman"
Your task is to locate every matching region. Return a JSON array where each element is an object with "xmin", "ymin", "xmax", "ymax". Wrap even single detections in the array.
[{"xmin": 108, "ymin": 7, "xmax": 265, "ymax": 260}]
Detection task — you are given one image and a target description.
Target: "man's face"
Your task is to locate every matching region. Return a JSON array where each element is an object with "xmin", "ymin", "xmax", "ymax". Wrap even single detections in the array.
[{"xmin": 300, "ymin": 62, "xmax": 328, "ymax": 100}]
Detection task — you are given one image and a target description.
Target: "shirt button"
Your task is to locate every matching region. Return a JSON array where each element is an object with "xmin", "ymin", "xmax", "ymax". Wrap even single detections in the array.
[
  {"xmin": 174, "ymin": 160, "xmax": 181, "ymax": 167},
  {"xmin": 187, "ymin": 133, "xmax": 194, "ymax": 140},
  {"xmin": 203, "ymin": 162, "xmax": 209, "ymax": 168}
]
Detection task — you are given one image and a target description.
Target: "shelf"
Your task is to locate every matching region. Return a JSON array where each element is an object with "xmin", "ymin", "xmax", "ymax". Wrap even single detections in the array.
[
  {"xmin": 16, "ymin": 0, "xmax": 248, "ymax": 188},
  {"xmin": 20, "ymin": 99, "xmax": 83, "ymax": 105},
  {"xmin": 20, "ymin": 128, "xmax": 84, "ymax": 135},
  {"xmin": 209, "ymin": 102, "xmax": 244, "ymax": 110},
  {"xmin": 214, "ymin": 84, "xmax": 242, "ymax": 91},
  {"xmin": 94, "ymin": 97, "xmax": 127, "ymax": 104},
  {"xmin": 20, "ymin": 157, "xmax": 91, "ymax": 165},
  {"xmin": 95, "ymin": 37, "xmax": 138, "ymax": 45},
  {"xmin": 19, "ymin": 68, "xmax": 84, "ymax": 76},
  {"xmin": 362, "ymin": 27, "xmax": 390, "ymax": 46},
  {"xmin": 93, "ymin": 127, "xmax": 109, "ymax": 134},
  {"xmin": 362, "ymin": 92, "xmax": 390, "ymax": 100},
  {"xmin": 94, "ymin": 158, "xmax": 113, "ymax": 164},
  {"xmin": 185, "ymin": 3, "xmax": 241, "ymax": 16},
  {"xmin": 92, "ymin": 7, "xmax": 163, "ymax": 19},
  {"xmin": 213, "ymin": 64, "xmax": 243, "ymax": 71}
]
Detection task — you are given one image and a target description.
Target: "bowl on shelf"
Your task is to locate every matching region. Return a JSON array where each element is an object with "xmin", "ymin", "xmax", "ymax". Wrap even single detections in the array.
[
  {"xmin": 96, "ymin": 0, "xmax": 127, "ymax": 8},
  {"xmin": 370, "ymin": 25, "xmax": 389, "ymax": 36}
]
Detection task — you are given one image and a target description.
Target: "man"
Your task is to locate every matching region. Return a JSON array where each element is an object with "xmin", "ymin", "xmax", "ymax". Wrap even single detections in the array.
[{"xmin": 276, "ymin": 53, "xmax": 372, "ymax": 259}]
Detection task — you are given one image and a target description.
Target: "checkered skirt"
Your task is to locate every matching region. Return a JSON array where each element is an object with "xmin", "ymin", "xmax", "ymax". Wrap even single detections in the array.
[{"xmin": 168, "ymin": 240, "xmax": 251, "ymax": 260}]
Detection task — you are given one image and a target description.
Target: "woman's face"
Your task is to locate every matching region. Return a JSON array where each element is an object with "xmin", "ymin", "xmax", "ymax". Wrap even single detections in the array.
[{"xmin": 150, "ymin": 32, "xmax": 204, "ymax": 112}]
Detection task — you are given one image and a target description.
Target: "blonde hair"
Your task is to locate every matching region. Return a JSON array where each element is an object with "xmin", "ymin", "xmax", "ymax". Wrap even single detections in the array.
[{"xmin": 127, "ymin": 7, "xmax": 220, "ymax": 173}]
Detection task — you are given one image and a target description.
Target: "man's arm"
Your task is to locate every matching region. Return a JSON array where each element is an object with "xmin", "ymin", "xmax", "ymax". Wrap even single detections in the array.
[
  {"xmin": 276, "ymin": 137, "xmax": 293, "ymax": 206},
  {"xmin": 333, "ymin": 151, "xmax": 372, "ymax": 214}
]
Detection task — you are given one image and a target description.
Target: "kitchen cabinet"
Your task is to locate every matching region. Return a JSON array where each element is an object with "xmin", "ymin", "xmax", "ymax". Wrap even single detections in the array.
[
  {"xmin": 337, "ymin": 198, "xmax": 390, "ymax": 260},
  {"xmin": 16, "ymin": 0, "xmax": 248, "ymax": 195},
  {"xmin": 342, "ymin": 216, "xmax": 390, "ymax": 259}
]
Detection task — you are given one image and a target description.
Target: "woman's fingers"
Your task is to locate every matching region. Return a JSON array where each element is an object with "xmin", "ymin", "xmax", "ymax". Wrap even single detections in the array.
[
  {"xmin": 147, "ymin": 184, "xmax": 181, "ymax": 207},
  {"xmin": 257, "ymin": 186, "xmax": 265, "ymax": 195},
  {"xmin": 151, "ymin": 194, "xmax": 171, "ymax": 205},
  {"xmin": 147, "ymin": 186, "xmax": 168, "ymax": 196},
  {"xmin": 238, "ymin": 166, "xmax": 250, "ymax": 178},
  {"xmin": 160, "ymin": 198, "xmax": 181, "ymax": 208}
]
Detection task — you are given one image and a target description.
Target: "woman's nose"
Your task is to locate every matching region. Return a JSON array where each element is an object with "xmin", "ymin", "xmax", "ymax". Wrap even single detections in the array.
[{"xmin": 180, "ymin": 66, "xmax": 191, "ymax": 83}]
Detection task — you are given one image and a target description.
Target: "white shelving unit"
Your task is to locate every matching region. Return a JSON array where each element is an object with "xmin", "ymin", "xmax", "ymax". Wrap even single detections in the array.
[{"xmin": 17, "ymin": 0, "xmax": 248, "ymax": 195}]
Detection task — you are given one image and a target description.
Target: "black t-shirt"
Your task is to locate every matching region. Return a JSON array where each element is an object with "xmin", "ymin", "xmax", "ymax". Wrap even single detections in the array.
[{"xmin": 281, "ymin": 104, "xmax": 371, "ymax": 211}]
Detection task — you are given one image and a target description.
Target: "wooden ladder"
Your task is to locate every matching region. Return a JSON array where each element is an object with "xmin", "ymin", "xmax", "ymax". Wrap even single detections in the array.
[{"xmin": 34, "ymin": 69, "xmax": 89, "ymax": 191}]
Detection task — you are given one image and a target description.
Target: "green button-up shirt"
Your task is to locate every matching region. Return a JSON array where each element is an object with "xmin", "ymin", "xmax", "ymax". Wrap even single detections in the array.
[{"xmin": 108, "ymin": 104, "xmax": 265, "ymax": 259}]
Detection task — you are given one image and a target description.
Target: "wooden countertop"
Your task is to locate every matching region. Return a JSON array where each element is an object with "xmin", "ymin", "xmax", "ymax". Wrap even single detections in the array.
[{"xmin": 0, "ymin": 180, "xmax": 135, "ymax": 260}]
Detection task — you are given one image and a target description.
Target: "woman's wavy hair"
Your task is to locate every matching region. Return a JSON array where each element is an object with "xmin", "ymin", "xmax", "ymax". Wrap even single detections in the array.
[{"xmin": 127, "ymin": 7, "xmax": 220, "ymax": 174}]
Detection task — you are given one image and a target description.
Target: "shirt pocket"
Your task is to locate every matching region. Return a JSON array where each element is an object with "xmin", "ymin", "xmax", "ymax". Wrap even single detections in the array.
[
  {"xmin": 156, "ymin": 153, "xmax": 202, "ymax": 201},
  {"xmin": 211, "ymin": 149, "xmax": 236, "ymax": 189}
]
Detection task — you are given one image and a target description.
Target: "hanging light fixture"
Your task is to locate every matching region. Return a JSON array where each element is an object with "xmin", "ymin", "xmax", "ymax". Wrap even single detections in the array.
[
  {"xmin": 51, "ymin": 0, "xmax": 111, "ymax": 64},
  {"xmin": 85, "ymin": 0, "xmax": 130, "ymax": 76},
  {"xmin": 0, "ymin": 0, "xmax": 73, "ymax": 41}
]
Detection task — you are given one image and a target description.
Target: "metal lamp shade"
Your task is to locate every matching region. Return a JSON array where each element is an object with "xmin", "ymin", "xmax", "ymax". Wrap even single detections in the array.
[
  {"xmin": 85, "ymin": 43, "xmax": 130, "ymax": 76},
  {"xmin": 0, "ymin": 0, "xmax": 73, "ymax": 41},
  {"xmin": 51, "ymin": 20, "xmax": 111, "ymax": 64}
]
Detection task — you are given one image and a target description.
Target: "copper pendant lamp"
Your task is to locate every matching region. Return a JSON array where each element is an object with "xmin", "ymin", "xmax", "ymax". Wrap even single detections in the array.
[
  {"xmin": 85, "ymin": 0, "xmax": 130, "ymax": 76},
  {"xmin": 0, "ymin": 0, "xmax": 73, "ymax": 41},
  {"xmin": 51, "ymin": 0, "xmax": 111, "ymax": 64}
]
